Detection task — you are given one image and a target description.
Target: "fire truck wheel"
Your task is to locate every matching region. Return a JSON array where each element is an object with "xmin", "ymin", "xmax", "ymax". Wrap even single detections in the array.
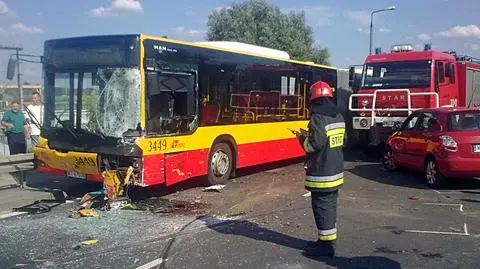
[
  {"xmin": 207, "ymin": 143, "xmax": 233, "ymax": 186},
  {"xmin": 424, "ymin": 158, "xmax": 447, "ymax": 189},
  {"xmin": 382, "ymin": 147, "xmax": 397, "ymax": 171}
]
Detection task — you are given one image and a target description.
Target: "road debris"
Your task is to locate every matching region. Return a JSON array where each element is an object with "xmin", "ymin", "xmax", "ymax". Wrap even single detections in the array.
[
  {"xmin": 302, "ymin": 192, "xmax": 311, "ymax": 197},
  {"xmin": 408, "ymin": 196, "xmax": 421, "ymax": 200},
  {"xmin": 128, "ymin": 198, "xmax": 212, "ymax": 216},
  {"xmin": 82, "ymin": 239, "xmax": 99, "ymax": 246},
  {"xmin": 107, "ymin": 197, "xmax": 131, "ymax": 211},
  {"xmin": 203, "ymin": 185, "xmax": 226, "ymax": 192},
  {"xmin": 79, "ymin": 208, "xmax": 98, "ymax": 217}
]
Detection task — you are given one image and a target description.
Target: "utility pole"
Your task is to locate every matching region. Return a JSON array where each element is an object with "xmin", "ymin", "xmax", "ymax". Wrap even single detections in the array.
[{"xmin": 16, "ymin": 49, "xmax": 23, "ymax": 109}]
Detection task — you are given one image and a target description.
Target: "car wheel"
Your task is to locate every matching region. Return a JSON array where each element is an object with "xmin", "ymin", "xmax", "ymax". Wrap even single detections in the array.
[
  {"xmin": 206, "ymin": 143, "xmax": 233, "ymax": 186},
  {"xmin": 382, "ymin": 147, "xmax": 397, "ymax": 171},
  {"xmin": 424, "ymin": 158, "xmax": 447, "ymax": 189}
]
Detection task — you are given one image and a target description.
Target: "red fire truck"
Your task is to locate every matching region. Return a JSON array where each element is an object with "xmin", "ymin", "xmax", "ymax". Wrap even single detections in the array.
[{"xmin": 348, "ymin": 44, "xmax": 480, "ymax": 152}]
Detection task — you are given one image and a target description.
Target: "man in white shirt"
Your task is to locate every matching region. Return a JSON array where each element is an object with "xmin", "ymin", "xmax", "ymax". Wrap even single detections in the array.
[{"xmin": 25, "ymin": 92, "xmax": 44, "ymax": 148}]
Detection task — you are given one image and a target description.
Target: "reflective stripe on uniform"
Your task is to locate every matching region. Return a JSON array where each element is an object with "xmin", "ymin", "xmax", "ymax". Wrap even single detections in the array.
[
  {"xmin": 305, "ymin": 178, "xmax": 344, "ymax": 189},
  {"xmin": 325, "ymin": 122, "xmax": 345, "ymax": 131},
  {"xmin": 319, "ymin": 227, "xmax": 337, "ymax": 241},
  {"xmin": 326, "ymin": 128, "xmax": 345, "ymax": 137},
  {"xmin": 307, "ymin": 172, "xmax": 343, "ymax": 182},
  {"xmin": 318, "ymin": 227, "xmax": 337, "ymax": 236},
  {"xmin": 319, "ymin": 233, "xmax": 337, "ymax": 241},
  {"xmin": 303, "ymin": 137, "xmax": 315, "ymax": 153}
]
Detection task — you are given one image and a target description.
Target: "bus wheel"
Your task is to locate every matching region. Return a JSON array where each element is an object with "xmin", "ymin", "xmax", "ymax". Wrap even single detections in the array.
[{"xmin": 207, "ymin": 143, "xmax": 233, "ymax": 186}]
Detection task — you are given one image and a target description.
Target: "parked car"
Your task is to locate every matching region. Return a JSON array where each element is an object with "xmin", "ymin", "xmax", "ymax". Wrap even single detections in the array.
[{"xmin": 382, "ymin": 107, "xmax": 480, "ymax": 188}]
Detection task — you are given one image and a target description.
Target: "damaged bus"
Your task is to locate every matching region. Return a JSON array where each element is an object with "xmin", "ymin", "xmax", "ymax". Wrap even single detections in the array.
[{"xmin": 34, "ymin": 34, "xmax": 340, "ymax": 191}]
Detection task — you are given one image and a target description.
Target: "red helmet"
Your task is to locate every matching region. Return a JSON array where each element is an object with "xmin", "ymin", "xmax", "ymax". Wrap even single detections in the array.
[{"xmin": 310, "ymin": 81, "xmax": 333, "ymax": 101}]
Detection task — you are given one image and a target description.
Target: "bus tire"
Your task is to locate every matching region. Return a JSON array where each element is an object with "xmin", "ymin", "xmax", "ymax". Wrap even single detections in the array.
[{"xmin": 206, "ymin": 142, "xmax": 233, "ymax": 186}]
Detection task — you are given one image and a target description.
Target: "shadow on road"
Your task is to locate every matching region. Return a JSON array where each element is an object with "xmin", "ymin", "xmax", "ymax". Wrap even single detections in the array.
[
  {"xmin": 20, "ymin": 171, "xmax": 102, "ymax": 199},
  {"xmin": 348, "ymin": 163, "xmax": 480, "ymax": 191},
  {"xmin": 347, "ymin": 164, "xmax": 427, "ymax": 189},
  {"xmin": 197, "ymin": 215, "xmax": 401, "ymax": 269}
]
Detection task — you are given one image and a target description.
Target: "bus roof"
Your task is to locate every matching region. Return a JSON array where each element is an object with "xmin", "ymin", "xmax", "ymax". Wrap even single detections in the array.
[
  {"xmin": 140, "ymin": 34, "xmax": 337, "ymax": 70},
  {"xmin": 44, "ymin": 34, "xmax": 338, "ymax": 70}
]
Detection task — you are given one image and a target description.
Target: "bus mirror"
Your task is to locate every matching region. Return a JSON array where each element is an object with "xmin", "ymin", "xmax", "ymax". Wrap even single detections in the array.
[
  {"xmin": 6, "ymin": 57, "xmax": 16, "ymax": 80},
  {"xmin": 146, "ymin": 72, "xmax": 160, "ymax": 96}
]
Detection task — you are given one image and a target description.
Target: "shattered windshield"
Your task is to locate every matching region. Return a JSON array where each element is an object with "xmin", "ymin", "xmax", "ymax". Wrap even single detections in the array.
[
  {"xmin": 362, "ymin": 60, "xmax": 432, "ymax": 89},
  {"xmin": 44, "ymin": 68, "xmax": 141, "ymax": 138}
]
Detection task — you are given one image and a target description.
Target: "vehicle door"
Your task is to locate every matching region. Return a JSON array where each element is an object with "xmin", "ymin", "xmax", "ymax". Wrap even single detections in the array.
[
  {"xmin": 435, "ymin": 61, "xmax": 458, "ymax": 107},
  {"xmin": 390, "ymin": 113, "xmax": 422, "ymax": 166},
  {"xmin": 407, "ymin": 113, "xmax": 437, "ymax": 170}
]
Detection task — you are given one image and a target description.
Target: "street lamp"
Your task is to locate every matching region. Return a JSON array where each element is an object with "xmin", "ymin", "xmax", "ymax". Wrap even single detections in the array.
[{"xmin": 369, "ymin": 5, "xmax": 396, "ymax": 55}]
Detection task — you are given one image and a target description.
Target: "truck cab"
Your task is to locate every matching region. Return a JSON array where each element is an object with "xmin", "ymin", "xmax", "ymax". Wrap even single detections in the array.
[{"xmin": 349, "ymin": 44, "xmax": 459, "ymax": 151}]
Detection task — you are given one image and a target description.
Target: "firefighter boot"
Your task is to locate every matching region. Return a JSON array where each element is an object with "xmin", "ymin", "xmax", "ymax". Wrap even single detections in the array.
[{"xmin": 303, "ymin": 240, "xmax": 335, "ymax": 258}]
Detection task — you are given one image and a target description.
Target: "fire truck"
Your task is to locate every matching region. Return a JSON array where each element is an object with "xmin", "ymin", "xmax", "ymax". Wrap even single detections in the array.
[{"xmin": 348, "ymin": 44, "xmax": 480, "ymax": 153}]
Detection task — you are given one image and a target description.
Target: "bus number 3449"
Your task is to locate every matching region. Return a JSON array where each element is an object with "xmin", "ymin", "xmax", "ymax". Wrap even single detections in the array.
[{"xmin": 148, "ymin": 139, "xmax": 168, "ymax": 152}]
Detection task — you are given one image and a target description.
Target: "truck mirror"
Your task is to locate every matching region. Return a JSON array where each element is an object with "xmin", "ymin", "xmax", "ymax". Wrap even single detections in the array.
[
  {"xmin": 349, "ymin": 66, "xmax": 355, "ymax": 81},
  {"xmin": 446, "ymin": 63, "xmax": 455, "ymax": 83},
  {"xmin": 6, "ymin": 57, "xmax": 16, "ymax": 80}
]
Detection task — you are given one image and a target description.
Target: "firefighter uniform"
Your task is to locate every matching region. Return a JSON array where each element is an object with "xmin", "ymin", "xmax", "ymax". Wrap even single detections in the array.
[{"xmin": 297, "ymin": 81, "xmax": 346, "ymax": 257}]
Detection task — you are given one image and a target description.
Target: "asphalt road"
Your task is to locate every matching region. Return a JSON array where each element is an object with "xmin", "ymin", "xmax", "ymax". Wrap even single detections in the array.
[{"xmin": 1, "ymin": 152, "xmax": 480, "ymax": 269}]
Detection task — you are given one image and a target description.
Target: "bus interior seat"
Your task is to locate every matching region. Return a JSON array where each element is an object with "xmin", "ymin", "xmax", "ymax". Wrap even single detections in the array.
[{"xmin": 200, "ymin": 104, "xmax": 220, "ymax": 125}]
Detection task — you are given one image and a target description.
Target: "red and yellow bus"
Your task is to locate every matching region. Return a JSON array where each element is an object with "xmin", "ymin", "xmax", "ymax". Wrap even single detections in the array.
[{"xmin": 34, "ymin": 34, "xmax": 340, "ymax": 188}]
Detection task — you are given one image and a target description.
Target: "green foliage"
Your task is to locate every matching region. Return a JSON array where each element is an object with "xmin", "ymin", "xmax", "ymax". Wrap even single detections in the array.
[{"xmin": 207, "ymin": 0, "xmax": 330, "ymax": 65}]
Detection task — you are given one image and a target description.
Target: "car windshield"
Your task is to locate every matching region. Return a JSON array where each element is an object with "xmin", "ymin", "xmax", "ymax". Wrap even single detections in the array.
[
  {"xmin": 448, "ymin": 111, "xmax": 480, "ymax": 131},
  {"xmin": 362, "ymin": 60, "xmax": 432, "ymax": 89}
]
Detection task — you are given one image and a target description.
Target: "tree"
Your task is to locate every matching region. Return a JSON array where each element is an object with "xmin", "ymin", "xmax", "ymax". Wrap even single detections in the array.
[{"xmin": 207, "ymin": 0, "xmax": 330, "ymax": 65}]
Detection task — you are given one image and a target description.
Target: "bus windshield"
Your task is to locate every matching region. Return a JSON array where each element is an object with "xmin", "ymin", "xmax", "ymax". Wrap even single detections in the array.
[
  {"xmin": 362, "ymin": 60, "xmax": 432, "ymax": 89},
  {"xmin": 44, "ymin": 68, "xmax": 141, "ymax": 138}
]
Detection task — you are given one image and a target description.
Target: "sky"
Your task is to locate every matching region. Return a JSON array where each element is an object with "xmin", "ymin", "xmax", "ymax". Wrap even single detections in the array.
[{"xmin": 0, "ymin": 0, "xmax": 479, "ymax": 84}]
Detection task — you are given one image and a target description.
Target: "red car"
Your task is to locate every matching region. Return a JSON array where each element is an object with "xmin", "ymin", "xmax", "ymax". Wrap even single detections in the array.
[{"xmin": 383, "ymin": 107, "xmax": 480, "ymax": 188}]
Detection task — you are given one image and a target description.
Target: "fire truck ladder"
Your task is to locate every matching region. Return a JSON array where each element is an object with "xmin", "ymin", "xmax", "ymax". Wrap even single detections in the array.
[{"xmin": 348, "ymin": 89, "xmax": 439, "ymax": 127}]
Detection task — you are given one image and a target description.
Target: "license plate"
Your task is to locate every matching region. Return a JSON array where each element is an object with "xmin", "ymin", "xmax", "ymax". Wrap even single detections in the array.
[
  {"xmin": 383, "ymin": 120, "xmax": 394, "ymax": 127},
  {"xmin": 473, "ymin": 144, "xmax": 480, "ymax": 153},
  {"xmin": 67, "ymin": 171, "xmax": 86, "ymax": 179}
]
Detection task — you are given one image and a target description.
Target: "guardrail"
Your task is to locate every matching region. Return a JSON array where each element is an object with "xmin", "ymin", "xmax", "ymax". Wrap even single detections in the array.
[{"xmin": 0, "ymin": 153, "xmax": 34, "ymax": 174}]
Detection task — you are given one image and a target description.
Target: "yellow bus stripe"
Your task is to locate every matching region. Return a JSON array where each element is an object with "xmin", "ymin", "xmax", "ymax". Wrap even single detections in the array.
[{"xmin": 137, "ymin": 121, "xmax": 309, "ymax": 155}]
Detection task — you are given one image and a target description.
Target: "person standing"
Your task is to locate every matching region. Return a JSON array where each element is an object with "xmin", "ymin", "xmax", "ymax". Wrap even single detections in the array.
[
  {"xmin": 2, "ymin": 101, "xmax": 28, "ymax": 155},
  {"xmin": 296, "ymin": 81, "xmax": 346, "ymax": 257},
  {"xmin": 26, "ymin": 92, "xmax": 44, "ymax": 147}
]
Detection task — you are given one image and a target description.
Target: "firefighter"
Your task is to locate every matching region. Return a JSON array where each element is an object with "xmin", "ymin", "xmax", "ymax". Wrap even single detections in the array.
[{"xmin": 296, "ymin": 81, "xmax": 346, "ymax": 257}]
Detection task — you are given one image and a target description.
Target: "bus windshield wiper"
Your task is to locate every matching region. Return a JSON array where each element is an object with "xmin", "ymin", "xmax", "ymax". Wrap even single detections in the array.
[
  {"xmin": 42, "ymin": 104, "xmax": 78, "ymax": 140},
  {"xmin": 23, "ymin": 104, "xmax": 43, "ymax": 133}
]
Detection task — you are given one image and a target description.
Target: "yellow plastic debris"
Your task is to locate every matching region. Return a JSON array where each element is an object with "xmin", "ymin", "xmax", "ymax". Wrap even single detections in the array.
[
  {"xmin": 82, "ymin": 239, "xmax": 99, "ymax": 246},
  {"xmin": 79, "ymin": 208, "xmax": 98, "ymax": 217},
  {"xmin": 102, "ymin": 170, "xmax": 123, "ymax": 199}
]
